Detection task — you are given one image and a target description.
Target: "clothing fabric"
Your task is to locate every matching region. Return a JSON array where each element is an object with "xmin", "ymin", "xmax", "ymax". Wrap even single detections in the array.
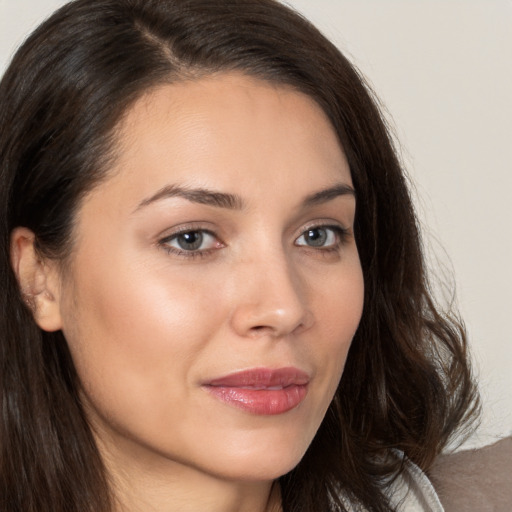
[
  {"xmin": 337, "ymin": 455, "xmax": 445, "ymax": 512},
  {"xmin": 386, "ymin": 457, "xmax": 445, "ymax": 512}
]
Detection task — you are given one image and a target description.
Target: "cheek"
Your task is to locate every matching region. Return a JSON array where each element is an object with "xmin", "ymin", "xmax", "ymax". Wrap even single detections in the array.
[
  {"xmin": 313, "ymin": 256, "xmax": 364, "ymax": 343},
  {"xmin": 304, "ymin": 259, "xmax": 364, "ymax": 409},
  {"xmin": 58, "ymin": 254, "xmax": 227, "ymax": 417}
]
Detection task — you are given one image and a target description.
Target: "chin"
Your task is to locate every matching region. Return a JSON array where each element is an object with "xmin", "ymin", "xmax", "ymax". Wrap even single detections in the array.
[
  {"xmin": 211, "ymin": 453, "xmax": 303, "ymax": 482},
  {"xmin": 195, "ymin": 427, "xmax": 314, "ymax": 482}
]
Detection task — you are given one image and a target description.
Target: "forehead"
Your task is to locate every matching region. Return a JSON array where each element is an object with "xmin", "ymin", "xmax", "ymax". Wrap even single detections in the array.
[{"xmin": 97, "ymin": 72, "xmax": 351, "ymax": 210}]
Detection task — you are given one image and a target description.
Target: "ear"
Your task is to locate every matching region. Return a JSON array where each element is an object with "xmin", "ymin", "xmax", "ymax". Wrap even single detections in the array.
[{"xmin": 10, "ymin": 227, "xmax": 63, "ymax": 332}]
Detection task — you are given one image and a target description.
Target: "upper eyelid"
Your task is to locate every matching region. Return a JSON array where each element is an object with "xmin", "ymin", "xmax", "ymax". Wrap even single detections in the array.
[
  {"xmin": 297, "ymin": 224, "xmax": 346, "ymax": 235},
  {"xmin": 161, "ymin": 226, "xmax": 215, "ymax": 239},
  {"xmin": 157, "ymin": 222, "xmax": 218, "ymax": 241},
  {"xmin": 294, "ymin": 220, "xmax": 349, "ymax": 237},
  {"xmin": 162, "ymin": 229, "xmax": 216, "ymax": 241}
]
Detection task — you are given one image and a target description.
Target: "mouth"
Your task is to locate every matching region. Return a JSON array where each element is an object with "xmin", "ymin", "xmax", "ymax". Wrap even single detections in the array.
[{"xmin": 202, "ymin": 367, "xmax": 309, "ymax": 415}]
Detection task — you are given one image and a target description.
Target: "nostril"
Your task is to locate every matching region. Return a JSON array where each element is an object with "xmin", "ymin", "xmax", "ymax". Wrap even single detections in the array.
[
  {"xmin": 250, "ymin": 325, "xmax": 271, "ymax": 335},
  {"xmin": 248, "ymin": 325, "xmax": 278, "ymax": 338},
  {"xmin": 230, "ymin": 296, "xmax": 312, "ymax": 339}
]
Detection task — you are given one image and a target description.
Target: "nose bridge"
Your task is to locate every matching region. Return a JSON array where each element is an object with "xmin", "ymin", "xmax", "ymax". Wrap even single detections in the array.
[{"xmin": 229, "ymin": 241, "xmax": 312, "ymax": 338}]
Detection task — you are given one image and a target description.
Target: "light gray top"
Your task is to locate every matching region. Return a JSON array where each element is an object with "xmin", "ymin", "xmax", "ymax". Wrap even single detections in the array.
[
  {"xmin": 338, "ymin": 456, "xmax": 445, "ymax": 511},
  {"xmin": 386, "ymin": 457, "xmax": 444, "ymax": 512}
]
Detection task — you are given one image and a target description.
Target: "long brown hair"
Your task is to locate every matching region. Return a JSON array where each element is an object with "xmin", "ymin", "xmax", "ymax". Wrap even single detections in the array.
[{"xmin": 0, "ymin": 1, "xmax": 479, "ymax": 511}]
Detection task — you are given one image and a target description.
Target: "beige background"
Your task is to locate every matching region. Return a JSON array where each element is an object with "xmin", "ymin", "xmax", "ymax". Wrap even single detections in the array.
[{"xmin": 1, "ymin": 0, "xmax": 510, "ymax": 450}]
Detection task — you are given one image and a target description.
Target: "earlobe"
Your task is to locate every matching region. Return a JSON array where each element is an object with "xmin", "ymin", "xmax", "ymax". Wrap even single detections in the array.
[{"xmin": 10, "ymin": 227, "xmax": 63, "ymax": 332}]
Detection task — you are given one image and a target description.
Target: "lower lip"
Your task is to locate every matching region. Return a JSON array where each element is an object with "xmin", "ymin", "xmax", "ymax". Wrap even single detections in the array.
[{"xmin": 204, "ymin": 385, "xmax": 308, "ymax": 415}]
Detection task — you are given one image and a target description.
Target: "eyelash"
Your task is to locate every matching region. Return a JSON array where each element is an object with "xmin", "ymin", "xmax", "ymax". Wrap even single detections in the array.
[
  {"xmin": 158, "ymin": 224, "xmax": 350, "ymax": 259},
  {"xmin": 159, "ymin": 226, "xmax": 221, "ymax": 259},
  {"xmin": 295, "ymin": 224, "xmax": 349, "ymax": 253}
]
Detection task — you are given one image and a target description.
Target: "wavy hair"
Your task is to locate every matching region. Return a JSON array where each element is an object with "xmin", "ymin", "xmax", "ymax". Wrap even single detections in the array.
[{"xmin": 0, "ymin": 1, "xmax": 479, "ymax": 510}]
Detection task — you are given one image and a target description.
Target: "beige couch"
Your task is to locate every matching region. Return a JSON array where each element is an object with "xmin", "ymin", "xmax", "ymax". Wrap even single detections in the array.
[{"xmin": 429, "ymin": 437, "xmax": 512, "ymax": 511}]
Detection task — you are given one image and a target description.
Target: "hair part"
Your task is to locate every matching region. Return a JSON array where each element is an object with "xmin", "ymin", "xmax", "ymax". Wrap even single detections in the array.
[{"xmin": 0, "ymin": 1, "xmax": 479, "ymax": 511}]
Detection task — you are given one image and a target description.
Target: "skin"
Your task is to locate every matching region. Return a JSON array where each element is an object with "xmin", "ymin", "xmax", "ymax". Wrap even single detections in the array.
[{"xmin": 12, "ymin": 73, "xmax": 364, "ymax": 512}]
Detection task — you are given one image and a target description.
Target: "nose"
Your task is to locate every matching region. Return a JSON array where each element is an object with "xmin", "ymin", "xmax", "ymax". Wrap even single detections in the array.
[{"xmin": 229, "ymin": 250, "xmax": 314, "ymax": 339}]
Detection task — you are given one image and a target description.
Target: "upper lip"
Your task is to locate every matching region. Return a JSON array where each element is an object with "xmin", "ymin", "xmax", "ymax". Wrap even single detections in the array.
[{"xmin": 204, "ymin": 367, "xmax": 310, "ymax": 389}]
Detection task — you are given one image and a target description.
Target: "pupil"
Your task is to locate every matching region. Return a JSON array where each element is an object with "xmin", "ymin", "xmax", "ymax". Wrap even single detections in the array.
[
  {"xmin": 177, "ymin": 231, "xmax": 203, "ymax": 251},
  {"xmin": 306, "ymin": 228, "xmax": 327, "ymax": 247}
]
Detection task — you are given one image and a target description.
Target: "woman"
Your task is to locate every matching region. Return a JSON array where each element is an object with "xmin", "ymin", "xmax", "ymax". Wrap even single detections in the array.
[{"xmin": 0, "ymin": 0, "xmax": 479, "ymax": 511}]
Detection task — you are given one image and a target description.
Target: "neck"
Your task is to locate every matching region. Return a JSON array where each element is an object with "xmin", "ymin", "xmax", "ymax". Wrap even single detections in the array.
[
  {"xmin": 94, "ymin": 429, "xmax": 282, "ymax": 512},
  {"xmin": 111, "ymin": 465, "xmax": 280, "ymax": 512}
]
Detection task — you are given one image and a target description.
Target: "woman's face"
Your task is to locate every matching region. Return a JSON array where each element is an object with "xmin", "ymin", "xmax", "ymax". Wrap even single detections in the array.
[{"xmin": 54, "ymin": 73, "xmax": 364, "ymax": 483}]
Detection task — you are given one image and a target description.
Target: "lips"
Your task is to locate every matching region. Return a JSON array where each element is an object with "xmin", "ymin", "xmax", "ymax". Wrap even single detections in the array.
[{"xmin": 203, "ymin": 367, "xmax": 309, "ymax": 415}]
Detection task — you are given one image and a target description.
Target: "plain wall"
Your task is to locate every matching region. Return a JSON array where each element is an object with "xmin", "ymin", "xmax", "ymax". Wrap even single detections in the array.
[{"xmin": 1, "ymin": 0, "xmax": 511, "ymax": 450}]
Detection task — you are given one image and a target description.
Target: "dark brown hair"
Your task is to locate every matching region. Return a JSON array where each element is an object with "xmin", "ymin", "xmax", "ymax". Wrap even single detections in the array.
[{"xmin": 0, "ymin": 1, "xmax": 479, "ymax": 511}]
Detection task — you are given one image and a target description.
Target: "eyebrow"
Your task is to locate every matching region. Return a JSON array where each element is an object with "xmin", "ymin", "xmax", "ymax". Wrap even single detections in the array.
[
  {"xmin": 302, "ymin": 183, "xmax": 356, "ymax": 207},
  {"xmin": 134, "ymin": 184, "xmax": 244, "ymax": 212},
  {"xmin": 134, "ymin": 182, "xmax": 355, "ymax": 213}
]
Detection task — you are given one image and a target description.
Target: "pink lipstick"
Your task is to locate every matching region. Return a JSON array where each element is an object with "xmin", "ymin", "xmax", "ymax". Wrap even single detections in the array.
[{"xmin": 203, "ymin": 367, "xmax": 309, "ymax": 415}]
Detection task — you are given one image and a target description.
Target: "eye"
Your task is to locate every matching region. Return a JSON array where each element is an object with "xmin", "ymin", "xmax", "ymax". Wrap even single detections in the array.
[
  {"xmin": 295, "ymin": 226, "xmax": 343, "ymax": 249},
  {"xmin": 160, "ymin": 229, "xmax": 221, "ymax": 255}
]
